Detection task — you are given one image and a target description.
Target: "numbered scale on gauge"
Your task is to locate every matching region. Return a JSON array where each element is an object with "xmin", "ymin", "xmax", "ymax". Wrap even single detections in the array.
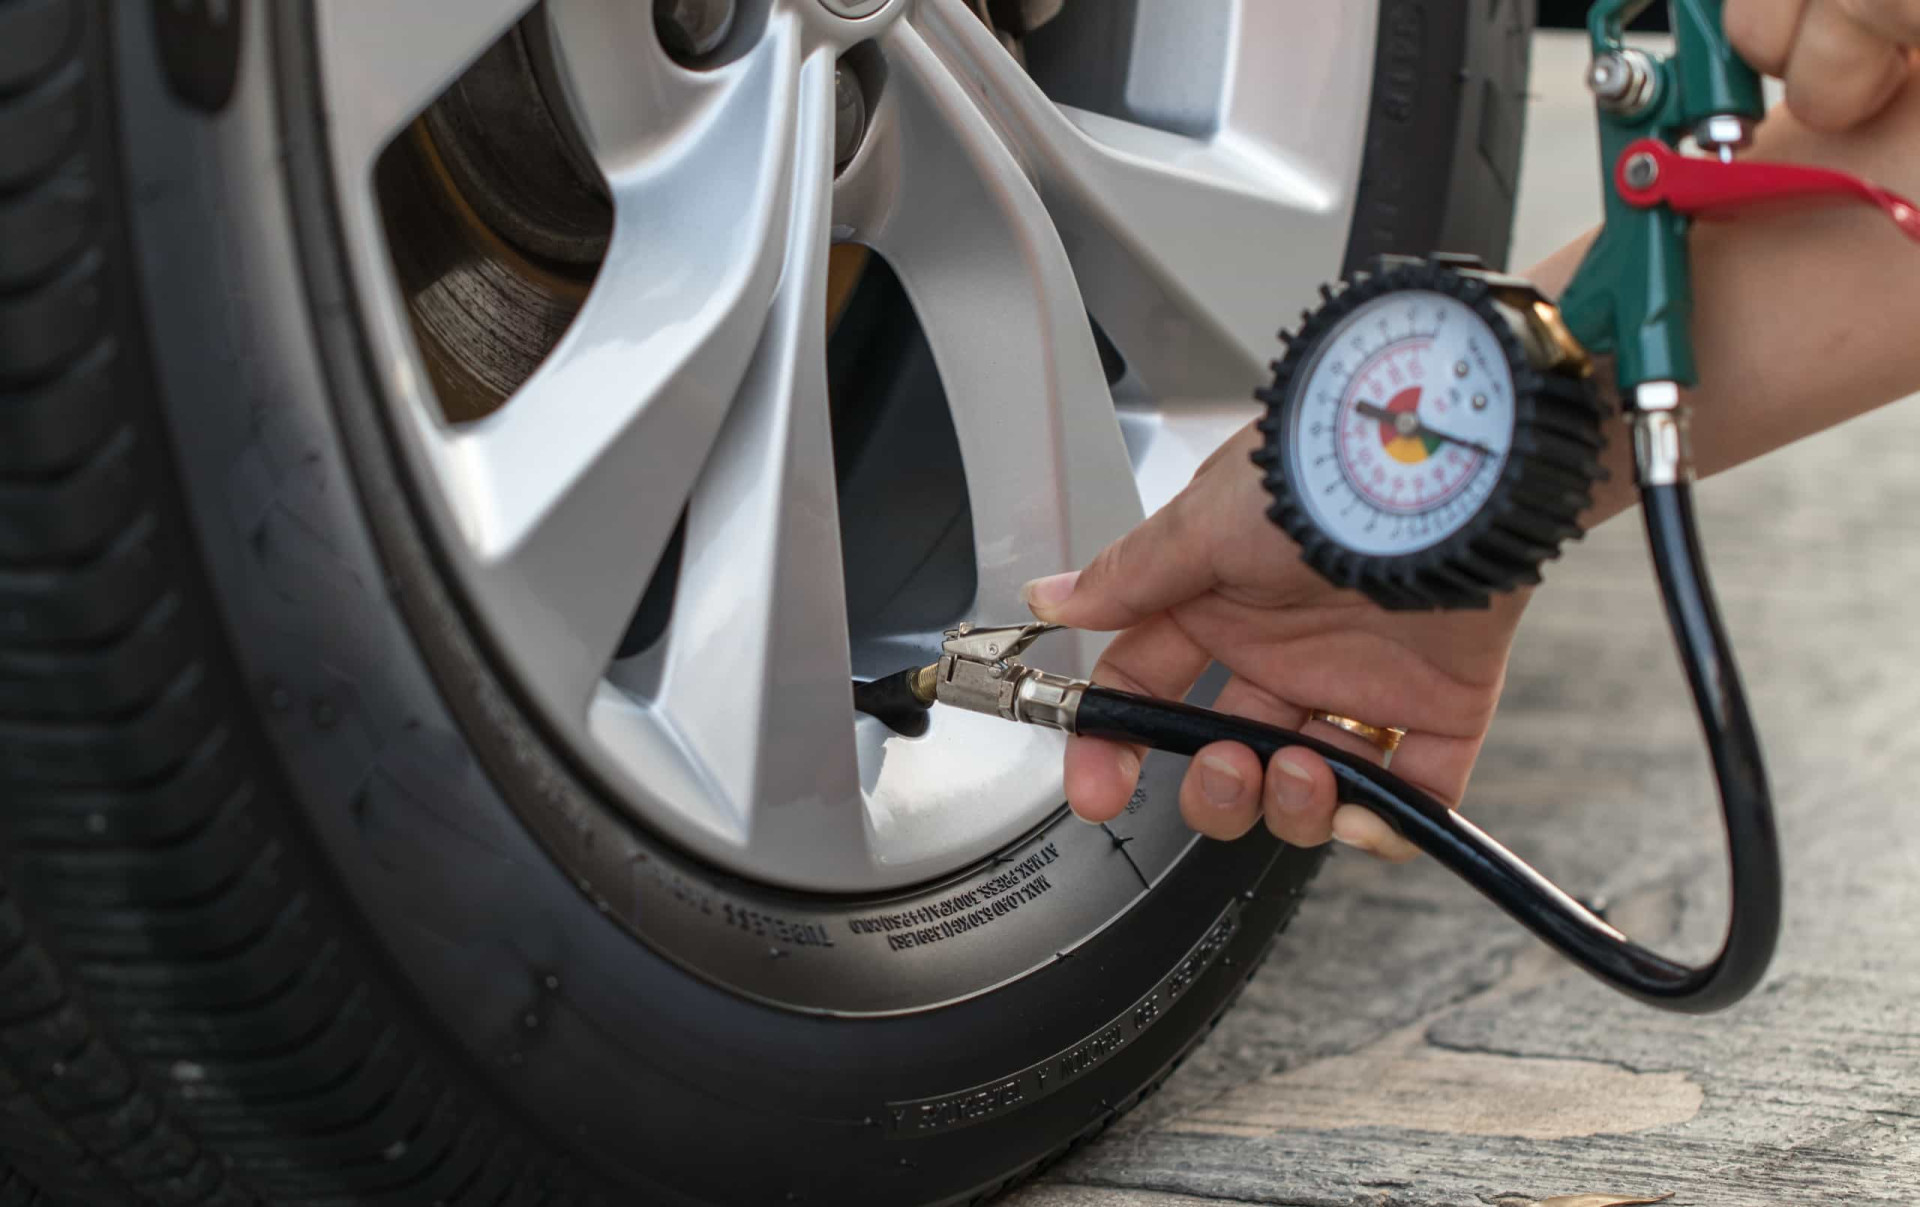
[
  {"xmin": 1255, "ymin": 257, "xmax": 1607, "ymax": 611},
  {"xmin": 1291, "ymin": 291, "xmax": 1512, "ymax": 555}
]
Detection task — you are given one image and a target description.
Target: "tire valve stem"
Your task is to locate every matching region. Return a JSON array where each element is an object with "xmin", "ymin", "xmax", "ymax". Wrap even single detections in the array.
[{"xmin": 850, "ymin": 665, "xmax": 938, "ymax": 737}]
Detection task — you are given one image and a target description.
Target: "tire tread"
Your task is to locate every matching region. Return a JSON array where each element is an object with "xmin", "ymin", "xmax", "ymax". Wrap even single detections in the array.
[{"xmin": 0, "ymin": 6, "xmax": 598, "ymax": 1205}]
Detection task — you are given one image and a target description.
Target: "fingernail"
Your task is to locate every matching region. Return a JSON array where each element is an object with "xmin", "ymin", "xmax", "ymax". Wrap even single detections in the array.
[
  {"xmin": 1331, "ymin": 804, "xmax": 1391, "ymax": 854},
  {"xmin": 1021, "ymin": 571, "xmax": 1080, "ymax": 616},
  {"xmin": 1116, "ymin": 747, "xmax": 1140, "ymax": 784},
  {"xmin": 1197, "ymin": 755, "xmax": 1243, "ymax": 808},
  {"xmin": 1270, "ymin": 758, "xmax": 1312, "ymax": 814}
]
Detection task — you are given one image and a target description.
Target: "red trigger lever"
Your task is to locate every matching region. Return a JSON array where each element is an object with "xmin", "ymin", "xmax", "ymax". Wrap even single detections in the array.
[{"xmin": 1615, "ymin": 137, "xmax": 1920, "ymax": 243}]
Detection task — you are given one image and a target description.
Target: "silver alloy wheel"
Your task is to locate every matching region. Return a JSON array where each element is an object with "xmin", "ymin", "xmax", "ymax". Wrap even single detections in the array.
[{"xmin": 311, "ymin": 0, "xmax": 1378, "ymax": 892}]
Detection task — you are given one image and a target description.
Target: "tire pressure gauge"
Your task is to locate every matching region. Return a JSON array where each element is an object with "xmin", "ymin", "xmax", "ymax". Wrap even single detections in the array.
[{"xmin": 1255, "ymin": 255, "xmax": 1609, "ymax": 610}]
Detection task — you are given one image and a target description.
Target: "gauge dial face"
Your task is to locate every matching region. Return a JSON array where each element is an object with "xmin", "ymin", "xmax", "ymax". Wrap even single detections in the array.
[{"xmin": 1287, "ymin": 290, "xmax": 1515, "ymax": 558}]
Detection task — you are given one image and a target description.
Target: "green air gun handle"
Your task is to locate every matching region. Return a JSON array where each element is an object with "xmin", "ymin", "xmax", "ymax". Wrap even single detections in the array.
[
  {"xmin": 1556, "ymin": 0, "xmax": 1764, "ymax": 398},
  {"xmin": 1556, "ymin": 0, "xmax": 1920, "ymax": 428}
]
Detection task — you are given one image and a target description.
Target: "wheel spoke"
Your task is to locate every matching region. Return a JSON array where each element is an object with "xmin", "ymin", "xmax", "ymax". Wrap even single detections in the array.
[
  {"xmin": 440, "ymin": 18, "xmax": 808, "ymax": 722},
  {"xmin": 842, "ymin": 20, "xmax": 1143, "ymax": 636},
  {"xmin": 593, "ymin": 48, "xmax": 864, "ymax": 860},
  {"xmin": 314, "ymin": 0, "xmax": 541, "ymax": 177},
  {"xmin": 906, "ymin": 0, "xmax": 1368, "ymax": 401},
  {"xmin": 1118, "ymin": 403, "xmax": 1266, "ymax": 516}
]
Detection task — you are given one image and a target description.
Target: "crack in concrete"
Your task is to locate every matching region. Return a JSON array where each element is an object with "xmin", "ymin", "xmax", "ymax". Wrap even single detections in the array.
[
  {"xmin": 1159, "ymin": 1024, "xmax": 1704, "ymax": 1142},
  {"xmin": 1044, "ymin": 1176, "xmax": 1359, "ymax": 1207},
  {"xmin": 1420, "ymin": 1034, "xmax": 1673, "ymax": 1079}
]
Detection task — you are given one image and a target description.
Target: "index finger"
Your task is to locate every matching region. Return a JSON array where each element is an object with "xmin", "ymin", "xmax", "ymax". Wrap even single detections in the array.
[{"xmin": 1023, "ymin": 489, "xmax": 1222, "ymax": 633}]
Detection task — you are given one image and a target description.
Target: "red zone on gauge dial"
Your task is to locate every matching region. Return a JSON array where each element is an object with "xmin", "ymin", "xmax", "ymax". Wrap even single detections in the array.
[{"xmin": 1335, "ymin": 344, "xmax": 1484, "ymax": 515}]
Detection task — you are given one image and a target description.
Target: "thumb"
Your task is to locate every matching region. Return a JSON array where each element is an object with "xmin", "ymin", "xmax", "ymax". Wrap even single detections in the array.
[{"xmin": 1021, "ymin": 490, "xmax": 1219, "ymax": 632}]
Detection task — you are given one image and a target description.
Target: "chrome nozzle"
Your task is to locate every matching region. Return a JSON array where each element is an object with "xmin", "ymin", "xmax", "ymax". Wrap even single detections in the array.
[{"xmin": 931, "ymin": 622, "xmax": 1087, "ymax": 733}]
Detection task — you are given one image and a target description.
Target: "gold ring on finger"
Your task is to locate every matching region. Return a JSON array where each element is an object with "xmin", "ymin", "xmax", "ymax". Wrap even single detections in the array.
[{"xmin": 1307, "ymin": 709, "xmax": 1408, "ymax": 766}]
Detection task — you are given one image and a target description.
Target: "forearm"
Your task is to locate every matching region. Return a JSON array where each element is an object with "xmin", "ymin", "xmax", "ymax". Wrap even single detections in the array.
[{"xmin": 1527, "ymin": 75, "xmax": 1920, "ymax": 525}]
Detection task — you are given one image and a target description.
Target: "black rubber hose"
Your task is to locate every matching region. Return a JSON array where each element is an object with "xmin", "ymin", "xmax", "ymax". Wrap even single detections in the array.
[
  {"xmin": 1640, "ymin": 480, "xmax": 1781, "ymax": 1004},
  {"xmin": 1073, "ymin": 481, "xmax": 1780, "ymax": 1012}
]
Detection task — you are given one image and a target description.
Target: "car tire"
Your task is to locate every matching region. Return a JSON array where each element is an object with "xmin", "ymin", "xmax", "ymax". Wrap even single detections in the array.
[{"xmin": 0, "ymin": 2, "xmax": 1533, "ymax": 1204}]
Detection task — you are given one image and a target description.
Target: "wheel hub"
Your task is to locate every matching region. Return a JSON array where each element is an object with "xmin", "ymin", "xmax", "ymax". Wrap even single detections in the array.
[
  {"xmin": 655, "ymin": 0, "xmax": 737, "ymax": 60},
  {"xmin": 324, "ymin": 0, "xmax": 1374, "ymax": 892},
  {"xmin": 818, "ymin": 0, "xmax": 891, "ymax": 18}
]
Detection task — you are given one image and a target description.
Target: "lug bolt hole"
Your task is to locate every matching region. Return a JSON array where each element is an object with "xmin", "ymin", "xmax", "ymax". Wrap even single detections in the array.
[
  {"xmin": 835, "ymin": 64, "xmax": 869, "ymax": 171},
  {"xmin": 654, "ymin": 0, "xmax": 736, "ymax": 65}
]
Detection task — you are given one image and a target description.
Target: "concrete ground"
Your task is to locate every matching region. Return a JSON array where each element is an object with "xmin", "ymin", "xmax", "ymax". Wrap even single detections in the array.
[{"xmin": 1006, "ymin": 32, "xmax": 1920, "ymax": 1207}]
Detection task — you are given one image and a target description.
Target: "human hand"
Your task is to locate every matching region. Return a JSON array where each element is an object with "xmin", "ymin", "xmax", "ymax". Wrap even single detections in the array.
[
  {"xmin": 1022, "ymin": 425, "xmax": 1530, "ymax": 861},
  {"xmin": 1726, "ymin": 0, "xmax": 1920, "ymax": 132}
]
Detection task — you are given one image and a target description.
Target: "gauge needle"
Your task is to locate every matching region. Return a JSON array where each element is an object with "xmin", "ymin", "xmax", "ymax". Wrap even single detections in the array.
[{"xmin": 1353, "ymin": 401, "xmax": 1498, "ymax": 459}]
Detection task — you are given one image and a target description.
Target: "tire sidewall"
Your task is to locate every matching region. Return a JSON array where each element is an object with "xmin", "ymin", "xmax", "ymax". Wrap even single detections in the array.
[{"xmin": 108, "ymin": 1, "xmax": 1515, "ymax": 1201}]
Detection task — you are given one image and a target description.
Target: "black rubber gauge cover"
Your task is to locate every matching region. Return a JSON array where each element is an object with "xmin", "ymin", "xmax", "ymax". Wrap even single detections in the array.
[{"xmin": 1254, "ymin": 257, "xmax": 1608, "ymax": 610}]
